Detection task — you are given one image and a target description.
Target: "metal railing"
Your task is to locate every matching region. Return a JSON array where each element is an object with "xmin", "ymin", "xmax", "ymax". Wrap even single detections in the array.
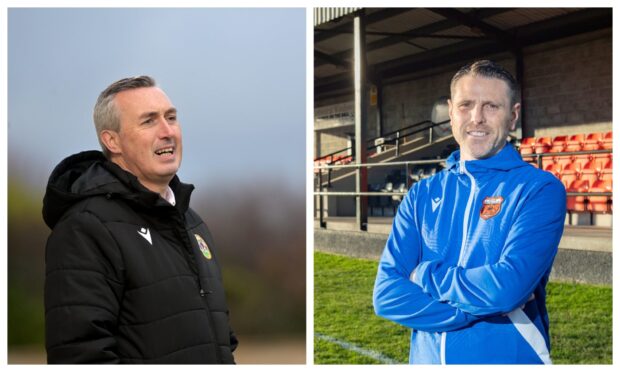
[
  {"xmin": 314, "ymin": 119, "xmax": 450, "ymax": 163},
  {"xmin": 314, "ymin": 158, "xmax": 445, "ymax": 227},
  {"xmin": 314, "ymin": 148, "xmax": 613, "ymax": 228}
]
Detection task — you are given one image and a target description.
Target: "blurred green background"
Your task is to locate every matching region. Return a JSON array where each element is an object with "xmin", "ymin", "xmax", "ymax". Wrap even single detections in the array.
[
  {"xmin": 8, "ymin": 168, "xmax": 306, "ymax": 363},
  {"xmin": 7, "ymin": 8, "xmax": 307, "ymax": 364}
]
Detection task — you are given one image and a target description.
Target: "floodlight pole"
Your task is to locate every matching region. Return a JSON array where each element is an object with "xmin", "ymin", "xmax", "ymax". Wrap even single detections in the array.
[{"xmin": 354, "ymin": 11, "xmax": 368, "ymax": 231}]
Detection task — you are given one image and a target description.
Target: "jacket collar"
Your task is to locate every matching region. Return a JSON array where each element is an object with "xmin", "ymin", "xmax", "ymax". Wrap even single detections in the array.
[
  {"xmin": 446, "ymin": 142, "xmax": 527, "ymax": 175},
  {"xmin": 43, "ymin": 150, "xmax": 194, "ymax": 228}
]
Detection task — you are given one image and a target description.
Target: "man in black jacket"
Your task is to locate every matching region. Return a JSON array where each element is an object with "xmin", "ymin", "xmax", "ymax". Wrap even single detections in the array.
[{"xmin": 43, "ymin": 76, "xmax": 237, "ymax": 363}]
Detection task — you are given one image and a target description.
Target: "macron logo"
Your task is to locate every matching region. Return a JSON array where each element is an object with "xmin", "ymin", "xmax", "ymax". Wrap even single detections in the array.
[
  {"xmin": 431, "ymin": 197, "xmax": 441, "ymax": 212},
  {"xmin": 138, "ymin": 227, "xmax": 152, "ymax": 245}
]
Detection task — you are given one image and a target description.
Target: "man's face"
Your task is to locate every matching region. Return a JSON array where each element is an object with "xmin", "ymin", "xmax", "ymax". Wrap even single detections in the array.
[
  {"xmin": 448, "ymin": 74, "xmax": 520, "ymax": 161},
  {"xmin": 109, "ymin": 87, "xmax": 182, "ymax": 191}
]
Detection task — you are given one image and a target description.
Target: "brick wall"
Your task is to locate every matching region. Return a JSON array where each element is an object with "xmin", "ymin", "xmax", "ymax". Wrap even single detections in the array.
[
  {"xmin": 381, "ymin": 58, "xmax": 517, "ymax": 135},
  {"xmin": 522, "ymin": 30, "xmax": 612, "ymax": 137},
  {"xmin": 314, "ymin": 29, "xmax": 612, "ymax": 157}
]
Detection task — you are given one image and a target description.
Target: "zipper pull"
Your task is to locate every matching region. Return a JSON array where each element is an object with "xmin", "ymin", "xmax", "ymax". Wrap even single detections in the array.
[{"xmin": 199, "ymin": 288, "xmax": 213, "ymax": 296}]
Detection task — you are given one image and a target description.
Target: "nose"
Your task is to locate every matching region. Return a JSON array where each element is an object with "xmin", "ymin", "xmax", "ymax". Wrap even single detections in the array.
[
  {"xmin": 471, "ymin": 104, "xmax": 485, "ymax": 125},
  {"xmin": 157, "ymin": 117, "xmax": 175, "ymax": 138}
]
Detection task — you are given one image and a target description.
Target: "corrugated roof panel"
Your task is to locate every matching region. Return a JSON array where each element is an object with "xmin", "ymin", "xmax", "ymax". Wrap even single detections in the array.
[
  {"xmin": 368, "ymin": 8, "xmax": 444, "ymax": 34},
  {"xmin": 411, "ymin": 36, "xmax": 463, "ymax": 51},
  {"xmin": 434, "ymin": 25, "xmax": 485, "ymax": 38},
  {"xmin": 367, "ymin": 43, "xmax": 422, "ymax": 65},
  {"xmin": 314, "ymin": 64, "xmax": 346, "ymax": 80},
  {"xmin": 485, "ymin": 8, "xmax": 580, "ymax": 30},
  {"xmin": 316, "ymin": 33, "xmax": 353, "ymax": 54},
  {"xmin": 314, "ymin": 8, "xmax": 361, "ymax": 26}
]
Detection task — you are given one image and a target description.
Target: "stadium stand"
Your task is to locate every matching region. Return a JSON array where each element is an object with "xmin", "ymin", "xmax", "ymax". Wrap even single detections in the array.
[{"xmin": 519, "ymin": 131, "xmax": 612, "ymax": 220}]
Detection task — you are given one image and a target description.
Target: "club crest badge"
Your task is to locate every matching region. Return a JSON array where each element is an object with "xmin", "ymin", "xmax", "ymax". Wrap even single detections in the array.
[
  {"xmin": 480, "ymin": 196, "xmax": 504, "ymax": 220},
  {"xmin": 195, "ymin": 234, "xmax": 212, "ymax": 260}
]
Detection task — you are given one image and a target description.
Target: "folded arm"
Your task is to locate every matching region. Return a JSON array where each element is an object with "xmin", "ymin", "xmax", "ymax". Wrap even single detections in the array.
[
  {"xmin": 411, "ymin": 181, "xmax": 566, "ymax": 316},
  {"xmin": 373, "ymin": 189, "xmax": 479, "ymax": 332}
]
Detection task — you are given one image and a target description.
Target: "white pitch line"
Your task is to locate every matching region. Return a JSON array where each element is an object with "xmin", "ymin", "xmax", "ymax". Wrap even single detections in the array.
[{"xmin": 315, "ymin": 332, "xmax": 401, "ymax": 364}]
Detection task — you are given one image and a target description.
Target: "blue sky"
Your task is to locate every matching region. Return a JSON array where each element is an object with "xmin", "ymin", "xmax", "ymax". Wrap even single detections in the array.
[{"xmin": 8, "ymin": 8, "xmax": 306, "ymax": 193}]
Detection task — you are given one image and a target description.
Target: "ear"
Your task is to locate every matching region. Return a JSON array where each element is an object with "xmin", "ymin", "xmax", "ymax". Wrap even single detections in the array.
[
  {"xmin": 447, "ymin": 98, "xmax": 454, "ymax": 125},
  {"xmin": 100, "ymin": 130, "xmax": 122, "ymax": 155},
  {"xmin": 509, "ymin": 102, "xmax": 521, "ymax": 131}
]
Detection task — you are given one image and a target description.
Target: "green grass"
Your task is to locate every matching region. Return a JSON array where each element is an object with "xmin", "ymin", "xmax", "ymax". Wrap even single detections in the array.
[{"xmin": 314, "ymin": 251, "xmax": 612, "ymax": 364}]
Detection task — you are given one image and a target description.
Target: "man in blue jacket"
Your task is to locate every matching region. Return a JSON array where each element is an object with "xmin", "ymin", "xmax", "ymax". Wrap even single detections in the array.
[{"xmin": 373, "ymin": 60, "xmax": 566, "ymax": 364}]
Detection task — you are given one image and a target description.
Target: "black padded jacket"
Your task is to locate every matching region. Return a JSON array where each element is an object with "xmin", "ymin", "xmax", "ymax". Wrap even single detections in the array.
[{"xmin": 43, "ymin": 151, "xmax": 237, "ymax": 364}]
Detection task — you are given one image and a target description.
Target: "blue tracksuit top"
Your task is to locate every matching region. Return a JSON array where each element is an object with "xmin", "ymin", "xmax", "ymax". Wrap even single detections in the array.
[{"xmin": 373, "ymin": 143, "xmax": 566, "ymax": 364}]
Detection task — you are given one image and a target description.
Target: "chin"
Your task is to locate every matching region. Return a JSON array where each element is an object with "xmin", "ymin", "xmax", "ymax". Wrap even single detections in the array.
[{"xmin": 156, "ymin": 165, "xmax": 180, "ymax": 178}]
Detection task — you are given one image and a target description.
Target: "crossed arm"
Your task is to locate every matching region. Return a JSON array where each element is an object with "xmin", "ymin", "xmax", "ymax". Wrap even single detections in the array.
[
  {"xmin": 373, "ymin": 181, "xmax": 566, "ymax": 329},
  {"xmin": 373, "ymin": 189, "xmax": 478, "ymax": 333}
]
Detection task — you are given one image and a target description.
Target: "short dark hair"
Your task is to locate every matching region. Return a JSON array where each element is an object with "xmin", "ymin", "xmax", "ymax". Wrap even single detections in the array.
[
  {"xmin": 93, "ymin": 76, "xmax": 157, "ymax": 157},
  {"xmin": 450, "ymin": 60, "xmax": 520, "ymax": 105}
]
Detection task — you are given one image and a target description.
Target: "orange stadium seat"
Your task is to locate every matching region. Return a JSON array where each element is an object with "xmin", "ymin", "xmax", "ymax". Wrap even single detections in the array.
[
  {"xmin": 572, "ymin": 155, "xmax": 590, "ymax": 170},
  {"xmin": 565, "ymin": 134, "xmax": 585, "ymax": 152},
  {"xmin": 560, "ymin": 161, "xmax": 581, "ymax": 189},
  {"xmin": 601, "ymin": 131, "xmax": 612, "ymax": 150},
  {"xmin": 534, "ymin": 137, "xmax": 552, "ymax": 154},
  {"xmin": 554, "ymin": 155, "xmax": 573, "ymax": 171},
  {"xmin": 580, "ymin": 159, "xmax": 602, "ymax": 185},
  {"xmin": 541, "ymin": 156, "xmax": 554, "ymax": 170},
  {"xmin": 566, "ymin": 179, "xmax": 589, "ymax": 212},
  {"xmin": 519, "ymin": 137, "xmax": 536, "ymax": 155},
  {"xmin": 583, "ymin": 132, "xmax": 604, "ymax": 151},
  {"xmin": 588, "ymin": 179, "xmax": 612, "ymax": 213},
  {"xmin": 550, "ymin": 135, "xmax": 568, "ymax": 153},
  {"xmin": 544, "ymin": 162, "xmax": 562, "ymax": 179},
  {"xmin": 600, "ymin": 158, "xmax": 612, "ymax": 181}
]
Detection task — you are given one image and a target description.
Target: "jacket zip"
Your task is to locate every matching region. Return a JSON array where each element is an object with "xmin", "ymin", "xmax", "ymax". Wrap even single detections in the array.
[
  {"xmin": 195, "ymin": 259, "xmax": 224, "ymax": 363},
  {"xmin": 440, "ymin": 160, "xmax": 477, "ymax": 364},
  {"xmin": 456, "ymin": 160, "xmax": 477, "ymax": 267},
  {"xmin": 175, "ymin": 215, "xmax": 223, "ymax": 363}
]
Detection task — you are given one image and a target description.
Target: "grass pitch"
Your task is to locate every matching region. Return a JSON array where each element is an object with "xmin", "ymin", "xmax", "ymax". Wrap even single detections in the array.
[{"xmin": 314, "ymin": 251, "xmax": 612, "ymax": 364}]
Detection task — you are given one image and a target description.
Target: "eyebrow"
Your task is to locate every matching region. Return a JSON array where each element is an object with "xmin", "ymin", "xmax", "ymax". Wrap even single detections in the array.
[
  {"xmin": 138, "ymin": 107, "xmax": 177, "ymax": 120},
  {"xmin": 456, "ymin": 99, "xmax": 503, "ymax": 106}
]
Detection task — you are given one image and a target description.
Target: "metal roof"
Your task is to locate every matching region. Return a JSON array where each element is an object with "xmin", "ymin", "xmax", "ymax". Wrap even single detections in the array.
[
  {"xmin": 314, "ymin": 8, "xmax": 611, "ymax": 101},
  {"xmin": 314, "ymin": 8, "xmax": 361, "ymax": 26}
]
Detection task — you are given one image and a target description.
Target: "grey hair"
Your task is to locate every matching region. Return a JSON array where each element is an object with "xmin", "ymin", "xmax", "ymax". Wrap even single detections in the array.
[
  {"xmin": 93, "ymin": 76, "xmax": 157, "ymax": 158},
  {"xmin": 450, "ymin": 60, "xmax": 520, "ymax": 106}
]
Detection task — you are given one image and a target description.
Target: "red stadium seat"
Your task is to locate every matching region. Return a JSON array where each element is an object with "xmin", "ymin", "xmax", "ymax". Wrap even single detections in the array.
[
  {"xmin": 601, "ymin": 131, "xmax": 612, "ymax": 150},
  {"xmin": 581, "ymin": 159, "xmax": 602, "ymax": 185},
  {"xmin": 566, "ymin": 180, "xmax": 589, "ymax": 212},
  {"xmin": 583, "ymin": 132, "xmax": 604, "ymax": 151},
  {"xmin": 588, "ymin": 179, "xmax": 612, "ymax": 213},
  {"xmin": 541, "ymin": 156, "xmax": 555, "ymax": 170},
  {"xmin": 600, "ymin": 158, "xmax": 612, "ymax": 181},
  {"xmin": 534, "ymin": 137, "xmax": 552, "ymax": 154},
  {"xmin": 544, "ymin": 163, "xmax": 562, "ymax": 179},
  {"xmin": 519, "ymin": 137, "xmax": 536, "ymax": 155},
  {"xmin": 560, "ymin": 161, "xmax": 581, "ymax": 189},
  {"xmin": 550, "ymin": 135, "xmax": 568, "ymax": 153},
  {"xmin": 554, "ymin": 155, "xmax": 573, "ymax": 171},
  {"xmin": 572, "ymin": 155, "xmax": 590, "ymax": 170},
  {"xmin": 565, "ymin": 134, "xmax": 585, "ymax": 152}
]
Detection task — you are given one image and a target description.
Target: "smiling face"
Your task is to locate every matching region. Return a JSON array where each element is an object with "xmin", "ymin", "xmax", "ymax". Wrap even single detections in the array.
[
  {"xmin": 448, "ymin": 74, "xmax": 520, "ymax": 161},
  {"xmin": 100, "ymin": 86, "xmax": 182, "ymax": 195}
]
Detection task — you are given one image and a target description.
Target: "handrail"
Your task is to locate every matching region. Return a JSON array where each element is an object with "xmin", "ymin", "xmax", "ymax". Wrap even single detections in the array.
[
  {"xmin": 313, "ymin": 190, "xmax": 612, "ymax": 197},
  {"xmin": 315, "ymin": 158, "xmax": 444, "ymax": 170},
  {"xmin": 315, "ymin": 146, "xmax": 613, "ymax": 229},
  {"xmin": 519, "ymin": 148, "xmax": 612, "ymax": 169},
  {"xmin": 314, "ymin": 119, "xmax": 450, "ymax": 162}
]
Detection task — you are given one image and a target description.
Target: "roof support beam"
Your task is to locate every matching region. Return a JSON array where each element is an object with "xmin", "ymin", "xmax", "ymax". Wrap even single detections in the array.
[
  {"xmin": 315, "ymin": 8, "xmax": 514, "ymax": 69},
  {"xmin": 427, "ymin": 8, "xmax": 517, "ymax": 48}
]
